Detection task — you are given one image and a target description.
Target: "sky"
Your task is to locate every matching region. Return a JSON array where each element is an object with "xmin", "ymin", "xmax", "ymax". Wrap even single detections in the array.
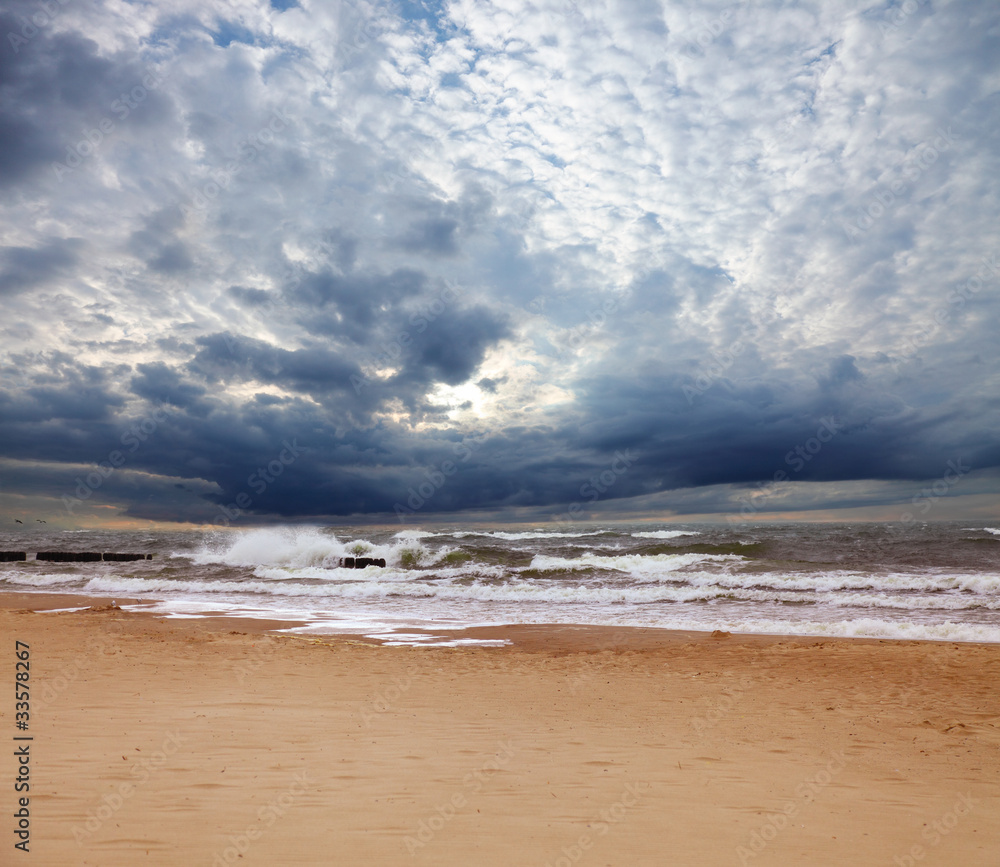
[{"xmin": 0, "ymin": 0, "xmax": 998, "ymax": 529}]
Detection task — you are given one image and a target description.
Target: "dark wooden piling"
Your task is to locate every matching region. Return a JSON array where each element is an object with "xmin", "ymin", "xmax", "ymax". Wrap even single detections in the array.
[
  {"xmin": 337, "ymin": 556, "xmax": 386, "ymax": 568},
  {"xmin": 36, "ymin": 552, "xmax": 103, "ymax": 562},
  {"xmin": 32, "ymin": 552, "xmax": 153, "ymax": 562}
]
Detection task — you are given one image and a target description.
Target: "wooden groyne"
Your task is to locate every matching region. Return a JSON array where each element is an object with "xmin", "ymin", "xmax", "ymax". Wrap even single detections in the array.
[{"xmin": 2, "ymin": 552, "xmax": 157, "ymax": 562}]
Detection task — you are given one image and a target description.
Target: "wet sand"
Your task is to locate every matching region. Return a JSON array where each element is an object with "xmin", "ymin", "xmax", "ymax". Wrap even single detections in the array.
[{"xmin": 2, "ymin": 593, "xmax": 999, "ymax": 865}]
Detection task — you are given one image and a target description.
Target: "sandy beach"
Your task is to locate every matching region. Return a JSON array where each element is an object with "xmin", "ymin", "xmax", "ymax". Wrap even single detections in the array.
[{"xmin": 3, "ymin": 593, "xmax": 998, "ymax": 866}]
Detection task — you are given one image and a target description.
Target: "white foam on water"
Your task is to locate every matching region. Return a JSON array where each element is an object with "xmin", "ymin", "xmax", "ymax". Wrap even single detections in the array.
[
  {"xmin": 191, "ymin": 526, "xmax": 345, "ymax": 568},
  {"xmin": 682, "ymin": 569, "xmax": 1000, "ymax": 595},
  {"xmin": 392, "ymin": 529, "xmax": 439, "ymax": 540},
  {"xmin": 0, "ymin": 572, "xmax": 90, "ymax": 588},
  {"xmin": 189, "ymin": 525, "xmax": 457, "ymax": 571},
  {"xmin": 359, "ymin": 632, "xmax": 511, "ymax": 647},
  {"xmin": 8, "ymin": 523, "xmax": 999, "ymax": 644},
  {"xmin": 73, "ymin": 569, "xmax": 999, "ymax": 613},
  {"xmin": 526, "ymin": 551, "xmax": 742, "ymax": 574},
  {"xmin": 449, "ymin": 530, "xmax": 611, "ymax": 540},
  {"xmin": 111, "ymin": 595, "xmax": 1000, "ymax": 644},
  {"xmin": 631, "ymin": 530, "xmax": 700, "ymax": 539}
]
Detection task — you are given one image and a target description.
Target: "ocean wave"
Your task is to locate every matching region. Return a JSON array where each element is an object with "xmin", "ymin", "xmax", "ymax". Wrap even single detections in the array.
[
  {"xmin": 630, "ymin": 530, "xmax": 700, "ymax": 539},
  {"xmin": 74, "ymin": 573, "xmax": 761, "ymax": 604},
  {"xmin": 449, "ymin": 530, "xmax": 613, "ymax": 541},
  {"xmin": 74, "ymin": 573, "xmax": 1000, "ymax": 616},
  {"xmin": 683, "ymin": 570, "xmax": 1000, "ymax": 595},
  {"xmin": 188, "ymin": 526, "xmax": 457, "ymax": 570},
  {"xmin": 128, "ymin": 597, "xmax": 1000, "ymax": 643},
  {"xmin": 392, "ymin": 529, "xmax": 439, "ymax": 540},
  {"xmin": 251, "ymin": 563, "xmax": 508, "ymax": 583},
  {"xmin": 525, "ymin": 551, "xmax": 742, "ymax": 575},
  {"xmin": 0, "ymin": 572, "xmax": 87, "ymax": 588},
  {"xmin": 642, "ymin": 617, "xmax": 1000, "ymax": 644},
  {"xmin": 190, "ymin": 527, "xmax": 345, "ymax": 568}
]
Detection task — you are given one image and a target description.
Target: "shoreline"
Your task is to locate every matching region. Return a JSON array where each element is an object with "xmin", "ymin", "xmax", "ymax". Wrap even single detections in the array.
[
  {"xmin": 2, "ymin": 590, "xmax": 999, "ymax": 649},
  {"xmin": 3, "ymin": 591, "xmax": 999, "ymax": 863}
]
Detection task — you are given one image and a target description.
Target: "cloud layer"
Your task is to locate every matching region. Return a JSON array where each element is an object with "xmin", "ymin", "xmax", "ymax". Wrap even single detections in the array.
[{"xmin": 1, "ymin": 0, "xmax": 998, "ymax": 526}]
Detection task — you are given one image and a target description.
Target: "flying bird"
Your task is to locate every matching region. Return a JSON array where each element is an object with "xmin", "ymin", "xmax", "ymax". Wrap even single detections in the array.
[
  {"xmin": 36, "ymin": 519, "xmax": 46, "ymax": 523},
  {"xmin": 14, "ymin": 519, "xmax": 22, "ymax": 524}
]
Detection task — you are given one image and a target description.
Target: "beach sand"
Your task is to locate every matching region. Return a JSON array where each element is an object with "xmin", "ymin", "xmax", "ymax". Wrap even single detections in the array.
[{"xmin": 3, "ymin": 593, "xmax": 998, "ymax": 866}]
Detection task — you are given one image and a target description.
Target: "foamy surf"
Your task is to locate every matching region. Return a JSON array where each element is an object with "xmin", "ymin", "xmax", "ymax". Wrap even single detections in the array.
[
  {"xmin": 2, "ymin": 521, "xmax": 999, "ymax": 643},
  {"xmin": 631, "ymin": 530, "xmax": 700, "ymax": 539}
]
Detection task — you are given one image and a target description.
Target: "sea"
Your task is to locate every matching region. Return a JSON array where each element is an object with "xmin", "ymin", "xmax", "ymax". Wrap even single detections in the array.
[{"xmin": 2, "ymin": 522, "xmax": 999, "ymax": 645}]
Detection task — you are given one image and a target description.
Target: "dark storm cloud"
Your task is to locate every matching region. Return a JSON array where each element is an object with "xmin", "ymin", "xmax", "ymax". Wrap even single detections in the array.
[
  {"xmin": 0, "ymin": 238, "xmax": 82, "ymax": 295},
  {"xmin": 185, "ymin": 291, "xmax": 511, "ymax": 422},
  {"xmin": 397, "ymin": 217, "xmax": 459, "ymax": 255},
  {"xmin": 131, "ymin": 362, "xmax": 207, "ymax": 411},
  {"xmin": 400, "ymin": 305, "xmax": 511, "ymax": 386},
  {"xmin": 279, "ymin": 257, "xmax": 512, "ymax": 396},
  {"xmin": 1, "ymin": 0, "xmax": 998, "ymax": 526},
  {"xmin": 390, "ymin": 184, "xmax": 494, "ymax": 257},
  {"xmin": 476, "ymin": 376, "xmax": 506, "ymax": 394},
  {"xmin": 0, "ymin": 361, "xmax": 132, "ymax": 482},
  {"xmin": 128, "ymin": 229, "xmax": 194, "ymax": 274},
  {"xmin": 191, "ymin": 333, "xmax": 361, "ymax": 395},
  {"xmin": 0, "ymin": 111, "xmax": 62, "ymax": 188},
  {"xmin": 228, "ymin": 285, "xmax": 274, "ymax": 307},
  {"xmin": 126, "ymin": 207, "xmax": 194, "ymax": 273},
  {"xmin": 289, "ymin": 268, "xmax": 426, "ymax": 329},
  {"xmin": 0, "ymin": 14, "xmax": 174, "ymax": 188}
]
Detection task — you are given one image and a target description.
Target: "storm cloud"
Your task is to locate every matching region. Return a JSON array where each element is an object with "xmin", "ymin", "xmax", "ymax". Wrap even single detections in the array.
[{"xmin": 1, "ymin": 0, "xmax": 998, "ymax": 527}]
